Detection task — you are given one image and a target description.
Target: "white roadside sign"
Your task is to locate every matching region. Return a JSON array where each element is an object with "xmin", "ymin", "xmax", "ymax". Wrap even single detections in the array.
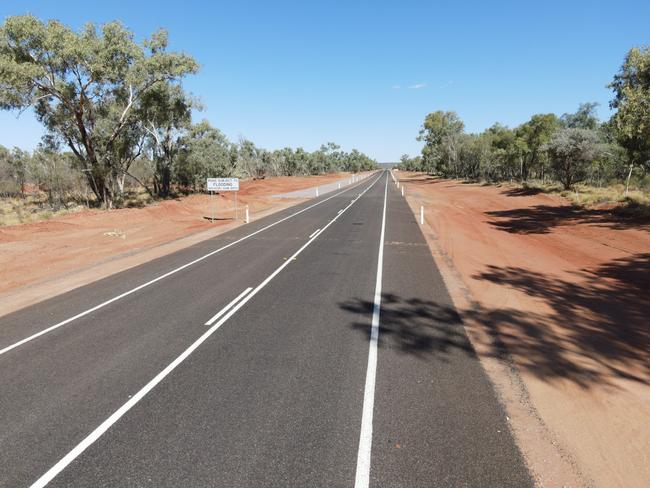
[{"xmin": 207, "ymin": 177, "xmax": 239, "ymax": 192}]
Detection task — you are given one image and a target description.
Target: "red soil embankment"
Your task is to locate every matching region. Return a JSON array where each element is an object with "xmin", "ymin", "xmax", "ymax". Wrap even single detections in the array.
[
  {"xmin": 399, "ymin": 172, "xmax": 650, "ymax": 488},
  {"xmin": 0, "ymin": 173, "xmax": 350, "ymax": 312}
]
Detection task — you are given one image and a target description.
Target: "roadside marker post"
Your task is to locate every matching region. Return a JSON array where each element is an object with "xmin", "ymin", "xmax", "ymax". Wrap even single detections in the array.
[
  {"xmin": 420, "ymin": 206, "xmax": 424, "ymax": 225},
  {"xmin": 210, "ymin": 191, "xmax": 215, "ymax": 222},
  {"xmin": 316, "ymin": 187, "xmax": 319, "ymax": 197},
  {"xmin": 338, "ymin": 182, "xmax": 341, "ymax": 189},
  {"xmin": 401, "ymin": 186, "xmax": 404, "ymax": 197},
  {"xmin": 245, "ymin": 205, "xmax": 250, "ymax": 223},
  {"xmin": 207, "ymin": 178, "xmax": 240, "ymax": 221}
]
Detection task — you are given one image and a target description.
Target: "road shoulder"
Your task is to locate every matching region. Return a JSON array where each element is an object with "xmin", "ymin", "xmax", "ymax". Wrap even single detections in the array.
[{"xmin": 398, "ymin": 174, "xmax": 589, "ymax": 488}]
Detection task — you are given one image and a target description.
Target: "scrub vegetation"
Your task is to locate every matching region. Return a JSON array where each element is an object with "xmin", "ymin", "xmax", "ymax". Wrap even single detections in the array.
[
  {"xmin": 399, "ymin": 46, "xmax": 650, "ymax": 211},
  {"xmin": 0, "ymin": 15, "xmax": 376, "ymax": 217}
]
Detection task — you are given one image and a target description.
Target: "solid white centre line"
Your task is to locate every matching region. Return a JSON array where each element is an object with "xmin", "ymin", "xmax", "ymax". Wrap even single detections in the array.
[
  {"xmin": 308, "ymin": 228, "xmax": 321, "ymax": 239},
  {"xmin": 205, "ymin": 287, "xmax": 252, "ymax": 326},
  {"xmin": 0, "ymin": 173, "xmax": 382, "ymax": 358},
  {"xmin": 354, "ymin": 171, "xmax": 388, "ymax": 488},
  {"xmin": 29, "ymin": 172, "xmax": 385, "ymax": 488}
]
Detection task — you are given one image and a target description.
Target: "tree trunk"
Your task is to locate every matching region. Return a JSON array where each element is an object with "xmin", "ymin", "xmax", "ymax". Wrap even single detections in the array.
[
  {"xmin": 161, "ymin": 165, "xmax": 171, "ymax": 197},
  {"xmin": 624, "ymin": 163, "xmax": 634, "ymax": 198},
  {"xmin": 84, "ymin": 172, "xmax": 102, "ymax": 203},
  {"xmin": 563, "ymin": 158, "xmax": 573, "ymax": 190}
]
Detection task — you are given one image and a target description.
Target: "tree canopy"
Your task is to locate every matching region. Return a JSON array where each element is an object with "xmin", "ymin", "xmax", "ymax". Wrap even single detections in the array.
[
  {"xmin": 0, "ymin": 15, "xmax": 377, "ymax": 207},
  {"xmin": 0, "ymin": 15, "xmax": 198, "ymax": 206},
  {"xmin": 400, "ymin": 45, "xmax": 650, "ymax": 195}
]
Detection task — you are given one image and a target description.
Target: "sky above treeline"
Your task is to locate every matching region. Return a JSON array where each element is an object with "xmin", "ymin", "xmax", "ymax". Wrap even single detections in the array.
[{"xmin": 1, "ymin": 0, "xmax": 649, "ymax": 161}]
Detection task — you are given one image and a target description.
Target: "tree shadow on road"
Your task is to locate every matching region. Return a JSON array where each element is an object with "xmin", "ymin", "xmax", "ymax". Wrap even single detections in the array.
[
  {"xmin": 342, "ymin": 253, "xmax": 650, "ymax": 389},
  {"xmin": 340, "ymin": 293, "xmax": 474, "ymax": 362}
]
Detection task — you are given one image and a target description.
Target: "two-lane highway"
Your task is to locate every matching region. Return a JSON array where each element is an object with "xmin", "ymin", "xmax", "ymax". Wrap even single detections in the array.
[{"xmin": 0, "ymin": 171, "xmax": 532, "ymax": 487}]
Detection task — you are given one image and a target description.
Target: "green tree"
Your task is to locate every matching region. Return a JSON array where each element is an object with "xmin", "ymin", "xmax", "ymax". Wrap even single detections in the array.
[
  {"xmin": 609, "ymin": 46, "xmax": 650, "ymax": 195},
  {"xmin": 544, "ymin": 128, "xmax": 602, "ymax": 189},
  {"xmin": 485, "ymin": 124, "xmax": 525, "ymax": 181},
  {"xmin": 176, "ymin": 121, "xmax": 232, "ymax": 190},
  {"xmin": 140, "ymin": 83, "xmax": 194, "ymax": 197},
  {"xmin": 236, "ymin": 138, "xmax": 266, "ymax": 179},
  {"xmin": 0, "ymin": 15, "xmax": 198, "ymax": 207},
  {"xmin": 9, "ymin": 147, "xmax": 31, "ymax": 197},
  {"xmin": 561, "ymin": 102, "xmax": 600, "ymax": 130},
  {"xmin": 417, "ymin": 111, "xmax": 465, "ymax": 174},
  {"xmin": 0, "ymin": 145, "xmax": 30, "ymax": 196},
  {"xmin": 32, "ymin": 147, "xmax": 90, "ymax": 206},
  {"xmin": 516, "ymin": 113, "xmax": 560, "ymax": 181}
]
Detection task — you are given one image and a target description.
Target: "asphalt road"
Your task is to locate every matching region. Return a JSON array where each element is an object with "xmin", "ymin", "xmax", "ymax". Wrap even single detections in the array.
[{"xmin": 0, "ymin": 171, "xmax": 532, "ymax": 487}]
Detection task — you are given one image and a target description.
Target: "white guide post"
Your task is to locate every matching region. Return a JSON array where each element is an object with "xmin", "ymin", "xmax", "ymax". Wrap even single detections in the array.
[{"xmin": 211, "ymin": 191, "xmax": 215, "ymax": 222}]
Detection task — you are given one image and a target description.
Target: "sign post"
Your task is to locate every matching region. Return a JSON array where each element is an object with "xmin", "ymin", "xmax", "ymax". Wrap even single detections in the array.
[{"xmin": 206, "ymin": 178, "xmax": 240, "ymax": 221}]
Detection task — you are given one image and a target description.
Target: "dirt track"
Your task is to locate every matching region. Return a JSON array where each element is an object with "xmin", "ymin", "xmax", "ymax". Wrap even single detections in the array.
[{"xmin": 399, "ymin": 172, "xmax": 650, "ymax": 488}]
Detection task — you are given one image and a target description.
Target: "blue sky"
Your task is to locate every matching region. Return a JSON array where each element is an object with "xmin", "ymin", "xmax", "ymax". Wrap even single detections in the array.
[{"xmin": 1, "ymin": 0, "xmax": 648, "ymax": 161}]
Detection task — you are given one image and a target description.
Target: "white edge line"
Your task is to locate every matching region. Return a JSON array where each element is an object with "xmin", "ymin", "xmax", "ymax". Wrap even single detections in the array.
[
  {"xmin": 29, "ymin": 172, "xmax": 385, "ymax": 488},
  {"xmin": 354, "ymin": 171, "xmax": 388, "ymax": 488},
  {"xmin": 0, "ymin": 174, "xmax": 382, "ymax": 358},
  {"xmin": 308, "ymin": 228, "xmax": 321, "ymax": 239},
  {"xmin": 204, "ymin": 287, "xmax": 252, "ymax": 326}
]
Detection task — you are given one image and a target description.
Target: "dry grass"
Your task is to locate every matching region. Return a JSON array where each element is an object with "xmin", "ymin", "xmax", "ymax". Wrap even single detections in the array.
[
  {"xmin": 560, "ymin": 184, "xmax": 649, "ymax": 207},
  {"xmin": 508, "ymin": 181, "xmax": 650, "ymax": 216},
  {"xmin": 0, "ymin": 194, "xmax": 88, "ymax": 226},
  {"xmin": 0, "ymin": 188, "xmax": 160, "ymax": 227},
  {"xmin": 121, "ymin": 188, "xmax": 155, "ymax": 208}
]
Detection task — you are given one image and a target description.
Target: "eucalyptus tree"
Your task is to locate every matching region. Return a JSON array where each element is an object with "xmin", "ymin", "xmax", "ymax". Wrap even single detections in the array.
[
  {"xmin": 175, "ymin": 121, "xmax": 232, "ymax": 190},
  {"xmin": 292, "ymin": 148, "xmax": 312, "ymax": 175},
  {"xmin": 343, "ymin": 149, "xmax": 376, "ymax": 172},
  {"xmin": 398, "ymin": 154, "xmax": 423, "ymax": 171},
  {"xmin": 609, "ymin": 46, "xmax": 650, "ymax": 195},
  {"xmin": 236, "ymin": 138, "xmax": 266, "ymax": 179},
  {"xmin": 0, "ymin": 15, "xmax": 198, "ymax": 207},
  {"xmin": 7, "ymin": 147, "xmax": 31, "ymax": 197},
  {"xmin": 320, "ymin": 142, "xmax": 343, "ymax": 172},
  {"xmin": 417, "ymin": 111, "xmax": 465, "ymax": 175},
  {"xmin": 0, "ymin": 146, "xmax": 30, "ymax": 196},
  {"xmin": 30, "ymin": 144, "xmax": 80, "ymax": 208},
  {"xmin": 139, "ymin": 83, "xmax": 194, "ymax": 197},
  {"xmin": 515, "ymin": 113, "xmax": 560, "ymax": 181},
  {"xmin": 561, "ymin": 102, "xmax": 600, "ymax": 130},
  {"xmin": 271, "ymin": 147, "xmax": 297, "ymax": 175},
  {"xmin": 0, "ymin": 145, "xmax": 11, "ymax": 195}
]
